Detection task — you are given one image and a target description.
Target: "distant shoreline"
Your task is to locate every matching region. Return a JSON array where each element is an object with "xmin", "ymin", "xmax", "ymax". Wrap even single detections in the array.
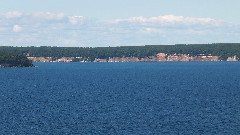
[
  {"xmin": 0, "ymin": 64, "xmax": 34, "ymax": 68},
  {"xmin": 31, "ymin": 61, "xmax": 239, "ymax": 63},
  {"xmin": 1, "ymin": 43, "xmax": 240, "ymax": 63},
  {"xmin": 27, "ymin": 54, "xmax": 238, "ymax": 63},
  {"xmin": 0, "ymin": 55, "xmax": 34, "ymax": 68}
]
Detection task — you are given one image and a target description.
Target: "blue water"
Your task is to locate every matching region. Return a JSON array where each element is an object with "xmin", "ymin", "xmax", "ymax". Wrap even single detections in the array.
[{"xmin": 0, "ymin": 62, "xmax": 240, "ymax": 134}]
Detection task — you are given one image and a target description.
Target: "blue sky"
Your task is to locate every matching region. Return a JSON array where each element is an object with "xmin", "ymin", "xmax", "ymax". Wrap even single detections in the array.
[{"xmin": 0, "ymin": 0, "xmax": 240, "ymax": 47}]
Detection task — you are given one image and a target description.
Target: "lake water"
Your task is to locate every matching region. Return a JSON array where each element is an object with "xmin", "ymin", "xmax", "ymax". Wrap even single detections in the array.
[{"xmin": 0, "ymin": 62, "xmax": 240, "ymax": 134}]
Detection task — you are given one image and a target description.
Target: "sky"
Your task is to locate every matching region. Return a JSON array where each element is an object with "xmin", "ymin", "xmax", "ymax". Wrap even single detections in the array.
[{"xmin": 0, "ymin": 0, "xmax": 240, "ymax": 47}]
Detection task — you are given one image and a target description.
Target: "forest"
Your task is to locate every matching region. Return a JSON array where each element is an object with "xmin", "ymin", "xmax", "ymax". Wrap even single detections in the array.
[
  {"xmin": 0, "ymin": 54, "xmax": 33, "ymax": 67},
  {"xmin": 0, "ymin": 43, "xmax": 240, "ymax": 61}
]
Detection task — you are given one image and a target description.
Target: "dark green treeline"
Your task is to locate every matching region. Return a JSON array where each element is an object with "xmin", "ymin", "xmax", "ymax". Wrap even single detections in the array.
[
  {"xmin": 0, "ymin": 43, "xmax": 240, "ymax": 61},
  {"xmin": 0, "ymin": 54, "xmax": 33, "ymax": 67}
]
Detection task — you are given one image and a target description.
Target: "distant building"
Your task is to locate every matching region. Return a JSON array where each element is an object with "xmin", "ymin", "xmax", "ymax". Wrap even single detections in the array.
[
  {"xmin": 27, "ymin": 57, "xmax": 52, "ymax": 62},
  {"xmin": 57, "ymin": 57, "xmax": 73, "ymax": 62},
  {"xmin": 227, "ymin": 56, "xmax": 238, "ymax": 61},
  {"xmin": 94, "ymin": 58, "xmax": 108, "ymax": 62},
  {"xmin": 156, "ymin": 53, "xmax": 167, "ymax": 61}
]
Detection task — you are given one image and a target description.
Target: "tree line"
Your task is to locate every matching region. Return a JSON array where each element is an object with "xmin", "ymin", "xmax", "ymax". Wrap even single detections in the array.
[
  {"xmin": 0, "ymin": 54, "xmax": 33, "ymax": 67},
  {"xmin": 1, "ymin": 43, "xmax": 240, "ymax": 61}
]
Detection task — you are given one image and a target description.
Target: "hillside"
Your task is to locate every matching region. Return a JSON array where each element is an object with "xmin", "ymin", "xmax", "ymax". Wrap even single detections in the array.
[
  {"xmin": 0, "ymin": 43, "xmax": 240, "ymax": 62},
  {"xmin": 0, "ymin": 54, "xmax": 33, "ymax": 68}
]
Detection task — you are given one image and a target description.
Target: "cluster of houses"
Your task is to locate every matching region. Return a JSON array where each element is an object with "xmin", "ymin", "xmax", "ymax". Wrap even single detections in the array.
[
  {"xmin": 94, "ymin": 53, "xmax": 220, "ymax": 62},
  {"xmin": 27, "ymin": 57, "xmax": 75, "ymax": 62},
  {"xmin": 94, "ymin": 53, "xmax": 238, "ymax": 62},
  {"xmin": 27, "ymin": 53, "xmax": 238, "ymax": 62}
]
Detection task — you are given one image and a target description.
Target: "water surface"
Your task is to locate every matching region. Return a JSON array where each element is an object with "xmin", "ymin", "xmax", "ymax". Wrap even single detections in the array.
[{"xmin": 0, "ymin": 62, "xmax": 240, "ymax": 134}]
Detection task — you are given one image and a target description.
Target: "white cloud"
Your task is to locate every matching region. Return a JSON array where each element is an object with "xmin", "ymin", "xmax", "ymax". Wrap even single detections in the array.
[
  {"xmin": 68, "ymin": 16, "xmax": 84, "ymax": 25},
  {"xmin": 13, "ymin": 25, "xmax": 23, "ymax": 32},
  {"xmin": 32, "ymin": 12, "xmax": 65, "ymax": 20},
  {"xmin": 141, "ymin": 28, "xmax": 162, "ymax": 34},
  {"xmin": 1, "ymin": 12, "xmax": 239, "ymax": 47},
  {"xmin": 4, "ymin": 11, "xmax": 22, "ymax": 19},
  {"xmin": 110, "ymin": 15, "xmax": 221, "ymax": 26}
]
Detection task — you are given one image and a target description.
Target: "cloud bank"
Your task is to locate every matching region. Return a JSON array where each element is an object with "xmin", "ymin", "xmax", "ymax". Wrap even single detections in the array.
[
  {"xmin": 0, "ymin": 12, "xmax": 239, "ymax": 47},
  {"xmin": 4, "ymin": 11, "xmax": 23, "ymax": 19},
  {"xmin": 110, "ymin": 15, "xmax": 221, "ymax": 26}
]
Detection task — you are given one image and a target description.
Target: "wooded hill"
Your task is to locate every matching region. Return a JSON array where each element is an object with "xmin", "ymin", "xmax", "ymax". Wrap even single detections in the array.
[
  {"xmin": 0, "ymin": 54, "xmax": 33, "ymax": 67},
  {"xmin": 0, "ymin": 43, "xmax": 240, "ymax": 61}
]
